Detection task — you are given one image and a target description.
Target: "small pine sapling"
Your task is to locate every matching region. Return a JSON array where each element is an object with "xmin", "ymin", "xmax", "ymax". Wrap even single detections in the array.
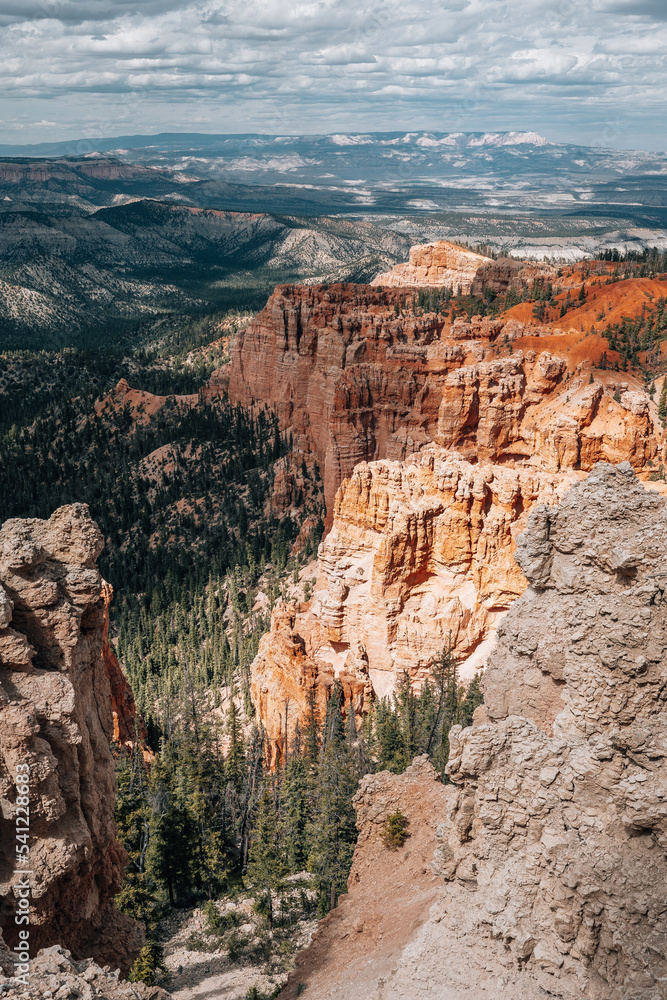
[{"xmin": 380, "ymin": 809, "xmax": 411, "ymax": 850}]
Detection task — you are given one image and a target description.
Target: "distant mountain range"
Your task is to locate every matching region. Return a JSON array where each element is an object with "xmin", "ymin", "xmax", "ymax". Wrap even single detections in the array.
[
  {"xmin": 1, "ymin": 132, "xmax": 666, "ymax": 349},
  {"xmin": 1, "ymin": 131, "xmax": 666, "ymax": 220},
  {"xmin": 0, "ymin": 201, "xmax": 412, "ymax": 348}
]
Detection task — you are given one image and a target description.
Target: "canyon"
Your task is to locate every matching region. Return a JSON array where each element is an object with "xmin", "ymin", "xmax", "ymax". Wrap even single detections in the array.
[
  {"xmin": 230, "ymin": 263, "xmax": 663, "ymax": 761},
  {"xmin": 228, "ymin": 275, "xmax": 661, "ymax": 521},
  {"xmin": 1, "ymin": 230, "xmax": 666, "ymax": 995},
  {"xmin": 280, "ymin": 464, "xmax": 667, "ymax": 1000},
  {"xmin": 0, "ymin": 505, "xmax": 143, "ymax": 977}
]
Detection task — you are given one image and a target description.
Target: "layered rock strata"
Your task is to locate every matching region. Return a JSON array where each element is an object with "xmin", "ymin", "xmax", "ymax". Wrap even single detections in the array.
[
  {"xmin": 228, "ymin": 283, "xmax": 659, "ymax": 520},
  {"xmin": 280, "ymin": 463, "xmax": 667, "ymax": 1000},
  {"xmin": 251, "ymin": 603, "xmax": 373, "ymax": 770},
  {"xmin": 228, "ymin": 283, "xmax": 452, "ymax": 518},
  {"xmin": 0, "ymin": 505, "xmax": 142, "ymax": 973},
  {"xmin": 266, "ymin": 450, "xmax": 578, "ymax": 720},
  {"xmin": 371, "ymin": 240, "xmax": 490, "ymax": 292},
  {"xmin": 435, "ymin": 351, "xmax": 658, "ymax": 470},
  {"xmin": 471, "ymin": 256, "xmax": 558, "ymax": 296}
]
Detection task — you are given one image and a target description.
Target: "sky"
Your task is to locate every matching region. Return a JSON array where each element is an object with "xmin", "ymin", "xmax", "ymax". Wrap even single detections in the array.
[{"xmin": 0, "ymin": 0, "xmax": 666, "ymax": 150}]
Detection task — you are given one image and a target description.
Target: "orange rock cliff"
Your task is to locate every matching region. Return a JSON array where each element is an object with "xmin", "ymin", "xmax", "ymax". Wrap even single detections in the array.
[{"xmin": 227, "ymin": 266, "xmax": 663, "ymax": 762}]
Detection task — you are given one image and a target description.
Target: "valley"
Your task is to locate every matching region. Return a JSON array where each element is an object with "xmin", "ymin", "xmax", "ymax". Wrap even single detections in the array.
[{"xmin": 1, "ymin": 214, "xmax": 667, "ymax": 1000}]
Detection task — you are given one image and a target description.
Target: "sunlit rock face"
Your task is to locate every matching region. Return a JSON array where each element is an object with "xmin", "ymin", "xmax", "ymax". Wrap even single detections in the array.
[
  {"xmin": 252, "ymin": 447, "xmax": 579, "ymax": 761},
  {"xmin": 371, "ymin": 240, "xmax": 491, "ymax": 292},
  {"xmin": 0, "ymin": 504, "xmax": 143, "ymax": 974},
  {"xmin": 279, "ymin": 465, "xmax": 667, "ymax": 1000}
]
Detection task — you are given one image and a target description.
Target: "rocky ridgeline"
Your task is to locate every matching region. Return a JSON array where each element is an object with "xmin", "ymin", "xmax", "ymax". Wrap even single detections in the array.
[
  {"xmin": 0, "ymin": 506, "xmax": 142, "ymax": 977},
  {"xmin": 280, "ymin": 464, "xmax": 667, "ymax": 1000},
  {"xmin": 227, "ymin": 281, "xmax": 659, "ymax": 522}
]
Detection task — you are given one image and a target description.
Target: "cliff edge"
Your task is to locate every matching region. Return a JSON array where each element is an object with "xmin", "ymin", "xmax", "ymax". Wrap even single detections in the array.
[
  {"xmin": 0, "ymin": 505, "xmax": 143, "ymax": 975},
  {"xmin": 279, "ymin": 463, "xmax": 667, "ymax": 1000}
]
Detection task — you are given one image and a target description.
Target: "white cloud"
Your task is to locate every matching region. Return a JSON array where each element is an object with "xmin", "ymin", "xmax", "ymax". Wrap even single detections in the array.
[{"xmin": 0, "ymin": 0, "xmax": 665, "ymax": 148}]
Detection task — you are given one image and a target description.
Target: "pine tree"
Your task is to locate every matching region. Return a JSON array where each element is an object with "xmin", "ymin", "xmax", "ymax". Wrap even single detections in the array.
[
  {"xmin": 245, "ymin": 785, "xmax": 286, "ymax": 929},
  {"xmin": 283, "ymin": 756, "xmax": 311, "ymax": 872},
  {"xmin": 308, "ymin": 692, "xmax": 359, "ymax": 915}
]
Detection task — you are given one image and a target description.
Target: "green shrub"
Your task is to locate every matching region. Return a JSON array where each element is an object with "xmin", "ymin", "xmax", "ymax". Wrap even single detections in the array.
[
  {"xmin": 128, "ymin": 941, "xmax": 169, "ymax": 986},
  {"xmin": 227, "ymin": 929, "xmax": 248, "ymax": 963},
  {"xmin": 380, "ymin": 810, "xmax": 410, "ymax": 850}
]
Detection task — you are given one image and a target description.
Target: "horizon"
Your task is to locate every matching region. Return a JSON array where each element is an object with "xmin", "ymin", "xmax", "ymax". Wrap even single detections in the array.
[
  {"xmin": 1, "ymin": 0, "xmax": 667, "ymax": 151},
  {"xmin": 1, "ymin": 127, "xmax": 664, "ymax": 157}
]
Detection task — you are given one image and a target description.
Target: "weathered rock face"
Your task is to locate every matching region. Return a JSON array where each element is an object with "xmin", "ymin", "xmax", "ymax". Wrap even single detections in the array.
[
  {"xmin": 312, "ymin": 448, "xmax": 577, "ymax": 686},
  {"xmin": 471, "ymin": 256, "xmax": 558, "ymax": 296},
  {"xmin": 371, "ymin": 240, "xmax": 490, "ymax": 292},
  {"xmin": 101, "ymin": 581, "xmax": 147, "ymax": 751},
  {"xmin": 0, "ymin": 505, "xmax": 143, "ymax": 973},
  {"xmin": 228, "ymin": 283, "xmax": 455, "ymax": 518},
  {"xmin": 433, "ymin": 462, "xmax": 667, "ymax": 998},
  {"xmin": 228, "ymin": 284, "xmax": 660, "ymax": 525},
  {"xmin": 278, "ymin": 464, "xmax": 667, "ymax": 1000},
  {"xmin": 435, "ymin": 351, "xmax": 659, "ymax": 471},
  {"xmin": 250, "ymin": 603, "xmax": 372, "ymax": 770},
  {"xmin": 0, "ymin": 944, "xmax": 169, "ymax": 999},
  {"xmin": 253, "ymin": 447, "xmax": 578, "ymax": 761}
]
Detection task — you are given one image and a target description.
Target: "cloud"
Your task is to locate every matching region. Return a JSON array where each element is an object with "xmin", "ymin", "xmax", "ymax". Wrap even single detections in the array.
[
  {"xmin": 598, "ymin": 0, "xmax": 667, "ymax": 18},
  {"xmin": 0, "ymin": 0, "xmax": 665, "ymax": 149}
]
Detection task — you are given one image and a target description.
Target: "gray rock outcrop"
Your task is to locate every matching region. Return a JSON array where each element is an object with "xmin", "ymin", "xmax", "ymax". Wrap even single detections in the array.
[
  {"xmin": 436, "ymin": 461, "xmax": 667, "ymax": 998},
  {"xmin": 278, "ymin": 462, "xmax": 667, "ymax": 1000}
]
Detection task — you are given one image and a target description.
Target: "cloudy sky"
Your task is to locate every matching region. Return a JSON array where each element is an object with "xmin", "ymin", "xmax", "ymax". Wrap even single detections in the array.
[{"xmin": 0, "ymin": 0, "xmax": 666, "ymax": 149}]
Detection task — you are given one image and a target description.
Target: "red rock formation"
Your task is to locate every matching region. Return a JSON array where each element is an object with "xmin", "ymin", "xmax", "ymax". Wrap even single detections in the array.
[
  {"xmin": 228, "ymin": 283, "xmax": 456, "ymax": 519},
  {"xmin": 228, "ymin": 283, "xmax": 661, "ymax": 525},
  {"xmin": 101, "ymin": 581, "xmax": 148, "ymax": 751},
  {"xmin": 0, "ymin": 505, "xmax": 143, "ymax": 973},
  {"xmin": 234, "ymin": 282, "xmax": 661, "ymax": 756},
  {"xmin": 251, "ymin": 602, "xmax": 372, "ymax": 769}
]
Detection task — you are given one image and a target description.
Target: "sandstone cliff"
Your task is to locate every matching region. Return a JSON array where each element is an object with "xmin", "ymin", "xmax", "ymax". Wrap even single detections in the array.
[
  {"xmin": 279, "ymin": 463, "xmax": 667, "ymax": 1000},
  {"xmin": 101, "ymin": 581, "xmax": 147, "ymax": 751},
  {"xmin": 250, "ymin": 602, "xmax": 372, "ymax": 769},
  {"xmin": 228, "ymin": 283, "xmax": 453, "ymax": 518},
  {"xmin": 227, "ymin": 283, "xmax": 660, "ymax": 522},
  {"xmin": 0, "ymin": 505, "xmax": 143, "ymax": 973},
  {"xmin": 251, "ymin": 400, "xmax": 659, "ymax": 761},
  {"xmin": 253, "ymin": 449, "xmax": 578, "ymax": 764},
  {"xmin": 371, "ymin": 240, "xmax": 490, "ymax": 292},
  {"xmin": 471, "ymin": 256, "xmax": 558, "ymax": 296},
  {"xmin": 435, "ymin": 351, "xmax": 658, "ymax": 471}
]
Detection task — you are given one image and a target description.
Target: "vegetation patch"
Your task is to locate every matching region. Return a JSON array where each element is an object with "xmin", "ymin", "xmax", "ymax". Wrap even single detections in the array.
[{"xmin": 380, "ymin": 810, "xmax": 411, "ymax": 851}]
